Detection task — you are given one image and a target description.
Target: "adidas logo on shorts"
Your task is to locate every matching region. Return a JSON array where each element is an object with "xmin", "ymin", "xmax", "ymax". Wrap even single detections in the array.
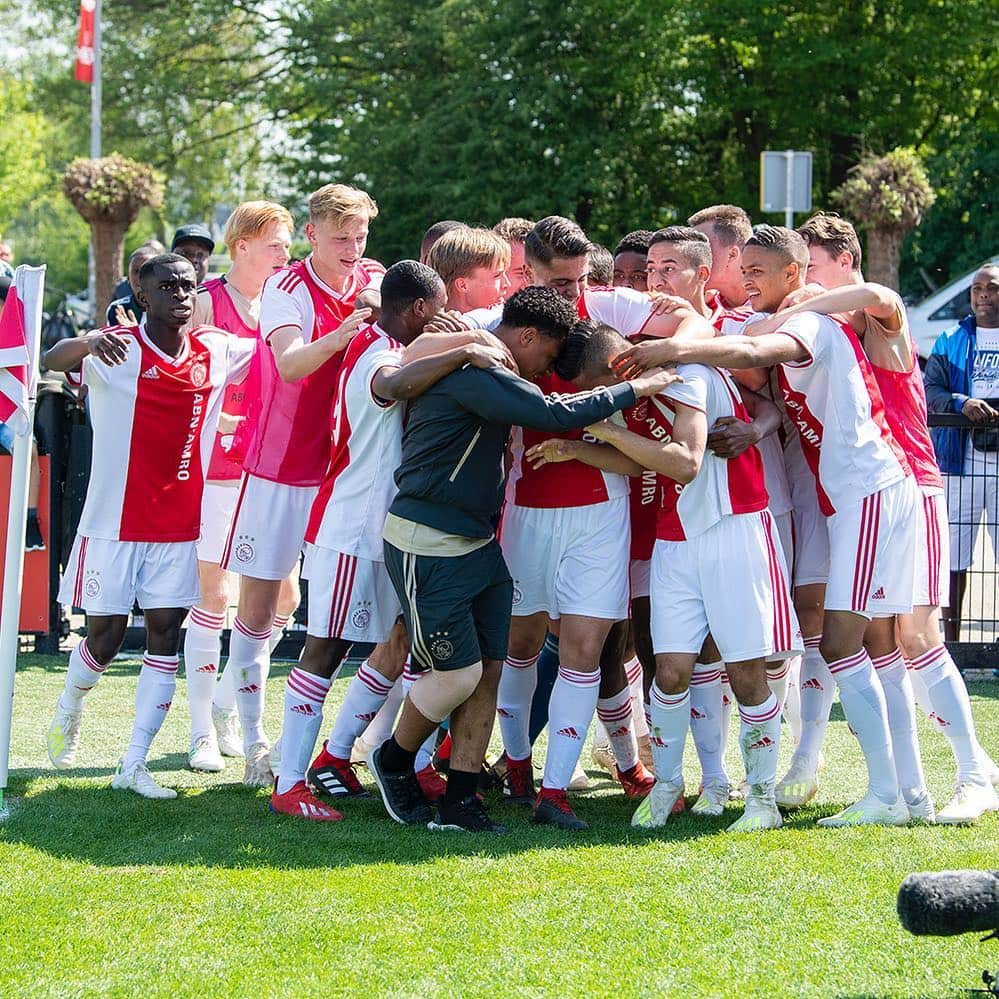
[
  {"xmin": 871, "ymin": 586, "xmax": 886, "ymax": 599},
  {"xmin": 291, "ymin": 703, "xmax": 315, "ymax": 716},
  {"xmin": 556, "ymin": 727, "xmax": 581, "ymax": 740}
]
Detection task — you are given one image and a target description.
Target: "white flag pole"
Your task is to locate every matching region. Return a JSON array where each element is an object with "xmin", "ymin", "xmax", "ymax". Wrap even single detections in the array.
[{"xmin": 0, "ymin": 265, "xmax": 46, "ymax": 820}]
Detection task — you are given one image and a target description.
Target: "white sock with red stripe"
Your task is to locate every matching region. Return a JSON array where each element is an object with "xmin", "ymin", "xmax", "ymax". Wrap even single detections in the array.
[
  {"xmin": 363, "ymin": 675, "xmax": 405, "ymax": 749},
  {"xmin": 497, "ymin": 653, "xmax": 540, "ymax": 762},
  {"xmin": 327, "ymin": 660, "xmax": 394, "ymax": 759},
  {"xmin": 909, "ymin": 644, "xmax": 989, "ymax": 783},
  {"xmin": 828, "ymin": 648, "xmax": 899, "ymax": 803},
  {"xmin": 689, "ymin": 661, "xmax": 727, "ymax": 783},
  {"xmin": 648, "ymin": 683, "xmax": 689, "ymax": 786},
  {"xmin": 738, "ymin": 694, "xmax": 781, "ymax": 799},
  {"xmin": 720, "ymin": 669, "xmax": 734, "ymax": 756},
  {"xmin": 766, "ymin": 659, "xmax": 790, "ymax": 711},
  {"xmin": 542, "ymin": 666, "xmax": 600, "ymax": 790},
  {"xmin": 597, "ymin": 685, "xmax": 639, "ymax": 772},
  {"xmin": 872, "ymin": 648, "xmax": 928, "ymax": 804},
  {"xmin": 122, "ymin": 654, "xmax": 178, "ymax": 771},
  {"xmin": 229, "ymin": 617, "xmax": 272, "ymax": 751},
  {"xmin": 793, "ymin": 637, "xmax": 834, "ymax": 772},
  {"xmin": 783, "ymin": 654, "xmax": 803, "ymax": 744},
  {"xmin": 58, "ymin": 640, "xmax": 107, "ymax": 713},
  {"xmin": 276, "ymin": 666, "xmax": 331, "ymax": 794},
  {"xmin": 268, "ymin": 613, "xmax": 290, "ymax": 656},
  {"xmin": 184, "ymin": 607, "xmax": 224, "ymax": 744},
  {"xmin": 625, "ymin": 655, "xmax": 648, "ymax": 739}
]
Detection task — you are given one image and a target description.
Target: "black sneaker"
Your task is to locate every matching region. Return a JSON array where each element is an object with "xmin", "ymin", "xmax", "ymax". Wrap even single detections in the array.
[
  {"xmin": 369, "ymin": 743, "xmax": 433, "ymax": 825},
  {"xmin": 25, "ymin": 516, "xmax": 45, "ymax": 552},
  {"xmin": 428, "ymin": 795, "xmax": 507, "ymax": 834},
  {"xmin": 307, "ymin": 758, "xmax": 372, "ymax": 799}
]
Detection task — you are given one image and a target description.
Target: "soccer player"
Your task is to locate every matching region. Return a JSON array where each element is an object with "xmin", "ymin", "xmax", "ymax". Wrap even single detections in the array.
[
  {"xmin": 688, "ymin": 204, "xmax": 754, "ymax": 314},
  {"xmin": 587, "ymin": 244, "xmax": 614, "ymax": 286},
  {"xmin": 492, "ymin": 217, "xmax": 534, "ymax": 296},
  {"xmin": 45, "ymin": 254, "xmax": 254, "ymax": 798},
  {"xmin": 180, "ymin": 201, "xmax": 294, "ymax": 773},
  {"xmin": 494, "ymin": 216, "xmax": 714, "ymax": 830},
  {"xmin": 612, "ymin": 230, "xmax": 654, "ymax": 292},
  {"xmin": 419, "ymin": 220, "xmax": 465, "ymax": 264},
  {"xmin": 270, "ymin": 261, "xmax": 513, "ymax": 820},
  {"xmin": 784, "ymin": 213, "xmax": 998, "ymax": 823},
  {"xmin": 219, "ymin": 184, "xmax": 383, "ymax": 787},
  {"xmin": 369, "ymin": 288, "xmax": 679, "ymax": 833},
  {"xmin": 425, "ymin": 226, "xmax": 511, "ymax": 313},
  {"xmin": 556, "ymin": 321, "xmax": 798, "ymax": 831},
  {"xmin": 616, "ymin": 226, "xmax": 918, "ymax": 827}
]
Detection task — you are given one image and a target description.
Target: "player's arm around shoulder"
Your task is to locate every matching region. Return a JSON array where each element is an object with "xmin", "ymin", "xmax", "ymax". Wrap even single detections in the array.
[{"xmin": 372, "ymin": 340, "xmax": 512, "ymax": 403}]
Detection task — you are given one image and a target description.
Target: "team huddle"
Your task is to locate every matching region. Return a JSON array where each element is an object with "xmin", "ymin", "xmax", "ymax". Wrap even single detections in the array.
[{"xmin": 41, "ymin": 185, "xmax": 999, "ymax": 834}]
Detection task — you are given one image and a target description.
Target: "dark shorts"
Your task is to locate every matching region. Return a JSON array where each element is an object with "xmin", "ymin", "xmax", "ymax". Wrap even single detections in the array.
[{"xmin": 384, "ymin": 538, "xmax": 513, "ymax": 672}]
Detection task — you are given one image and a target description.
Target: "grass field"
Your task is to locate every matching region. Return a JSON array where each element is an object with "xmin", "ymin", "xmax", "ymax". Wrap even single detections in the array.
[{"xmin": 2, "ymin": 652, "xmax": 998, "ymax": 998}]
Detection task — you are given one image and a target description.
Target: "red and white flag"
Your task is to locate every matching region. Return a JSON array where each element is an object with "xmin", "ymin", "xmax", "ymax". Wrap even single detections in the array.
[
  {"xmin": 74, "ymin": 0, "xmax": 96, "ymax": 84},
  {"xmin": 0, "ymin": 267, "xmax": 44, "ymax": 445}
]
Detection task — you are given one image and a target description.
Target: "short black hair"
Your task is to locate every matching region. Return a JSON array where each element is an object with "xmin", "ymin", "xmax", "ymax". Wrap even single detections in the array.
[
  {"xmin": 137, "ymin": 252, "xmax": 194, "ymax": 285},
  {"xmin": 614, "ymin": 230, "xmax": 655, "ymax": 257},
  {"xmin": 554, "ymin": 320, "xmax": 629, "ymax": 381},
  {"xmin": 649, "ymin": 225, "xmax": 712, "ymax": 269},
  {"xmin": 588, "ymin": 244, "xmax": 614, "ymax": 286},
  {"xmin": 380, "ymin": 260, "xmax": 445, "ymax": 315},
  {"xmin": 500, "ymin": 286, "xmax": 577, "ymax": 342},
  {"xmin": 745, "ymin": 225, "xmax": 809, "ymax": 272},
  {"xmin": 524, "ymin": 216, "xmax": 591, "ymax": 267}
]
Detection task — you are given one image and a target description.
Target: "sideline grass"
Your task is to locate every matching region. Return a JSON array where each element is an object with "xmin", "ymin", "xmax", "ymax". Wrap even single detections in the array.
[{"xmin": 2, "ymin": 653, "xmax": 998, "ymax": 997}]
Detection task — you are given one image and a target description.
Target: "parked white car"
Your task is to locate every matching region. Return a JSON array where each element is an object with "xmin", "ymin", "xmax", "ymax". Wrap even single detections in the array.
[{"xmin": 909, "ymin": 257, "xmax": 999, "ymax": 359}]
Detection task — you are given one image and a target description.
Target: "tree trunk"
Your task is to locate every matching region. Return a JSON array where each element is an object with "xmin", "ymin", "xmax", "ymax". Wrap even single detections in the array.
[
  {"xmin": 865, "ymin": 227, "xmax": 903, "ymax": 291},
  {"xmin": 92, "ymin": 219, "xmax": 128, "ymax": 320}
]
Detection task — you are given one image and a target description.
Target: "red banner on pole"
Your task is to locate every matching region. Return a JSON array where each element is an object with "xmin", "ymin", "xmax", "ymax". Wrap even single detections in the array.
[{"xmin": 73, "ymin": 0, "xmax": 96, "ymax": 83}]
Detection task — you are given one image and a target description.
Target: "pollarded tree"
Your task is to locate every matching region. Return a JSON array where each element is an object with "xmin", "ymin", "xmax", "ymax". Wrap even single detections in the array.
[
  {"xmin": 62, "ymin": 155, "xmax": 164, "ymax": 315},
  {"xmin": 832, "ymin": 147, "xmax": 935, "ymax": 291}
]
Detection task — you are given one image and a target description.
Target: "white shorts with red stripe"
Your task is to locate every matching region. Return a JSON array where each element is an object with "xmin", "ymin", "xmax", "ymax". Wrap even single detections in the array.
[
  {"xmin": 825, "ymin": 476, "xmax": 918, "ymax": 618},
  {"xmin": 650, "ymin": 510, "xmax": 801, "ymax": 663},
  {"xmin": 220, "ymin": 473, "xmax": 317, "ymax": 581},
  {"xmin": 58, "ymin": 535, "xmax": 200, "ymax": 616},
  {"xmin": 914, "ymin": 487, "xmax": 948, "ymax": 608},
  {"xmin": 629, "ymin": 558, "xmax": 651, "ymax": 601},
  {"xmin": 196, "ymin": 480, "xmax": 239, "ymax": 564},
  {"xmin": 303, "ymin": 544, "xmax": 402, "ymax": 643},
  {"xmin": 790, "ymin": 487, "xmax": 829, "ymax": 588},
  {"xmin": 500, "ymin": 497, "xmax": 630, "ymax": 621}
]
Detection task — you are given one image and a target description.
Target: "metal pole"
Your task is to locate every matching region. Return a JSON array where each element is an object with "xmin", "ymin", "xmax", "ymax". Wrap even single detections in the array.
[
  {"xmin": 86, "ymin": 0, "xmax": 102, "ymax": 313},
  {"xmin": 784, "ymin": 150, "xmax": 794, "ymax": 229}
]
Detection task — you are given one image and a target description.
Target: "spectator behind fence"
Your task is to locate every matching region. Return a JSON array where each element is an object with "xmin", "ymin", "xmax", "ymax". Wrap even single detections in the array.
[
  {"xmin": 106, "ymin": 242, "xmax": 166, "ymax": 326},
  {"xmin": 923, "ymin": 262, "xmax": 999, "ymax": 640}
]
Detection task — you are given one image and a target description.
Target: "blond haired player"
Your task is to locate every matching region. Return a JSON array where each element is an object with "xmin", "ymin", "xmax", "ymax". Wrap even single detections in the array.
[
  {"xmin": 219, "ymin": 184, "xmax": 384, "ymax": 786},
  {"xmin": 426, "ymin": 226, "xmax": 511, "ymax": 313},
  {"xmin": 492, "ymin": 217, "xmax": 534, "ymax": 296}
]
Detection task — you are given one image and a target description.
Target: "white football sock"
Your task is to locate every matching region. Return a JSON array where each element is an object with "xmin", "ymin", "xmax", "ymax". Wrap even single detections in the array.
[
  {"xmin": 327, "ymin": 661, "xmax": 394, "ymax": 759},
  {"xmin": 184, "ymin": 607, "xmax": 224, "ymax": 744},
  {"xmin": 497, "ymin": 653, "xmax": 540, "ymax": 762},
  {"xmin": 415, "ymin": 729, "xmax": 438, "ymax": 773},
  {"xmin": 624, "ymin": 655, "xmax": 648, "ymax": 739},
  {"xmin": 276, "ymin": 667, "xmax": 330, "ymax": 794},
  {"xmin": 542, "ymin": 666, "xmax": 600, "ymax": 790},
  {"xmin": 793, "ymin": 637, "xmax": 834, "ymax": 772},
  {"xmin": 362, "ymin": 675, "xmax": 405, "ymax": 749},
  {"xmin": 828, "ymin": 648, "xmax": 899, "ymax": 803},
  {"xmin": 268, "ymin": 613, "xmax": 290, "ymax": 656},
  {"xmin": 213, "ymin": 654, "xmax": 238, "ymax": 714},
  {"xmin": 229, "ymin": 617, "xmax": 272, "ymax": 751},
  {"xmin": 910, "ymin": 644, "xmax": 989, "ymax": 783},
  {"xmin": 783, "ymin": 654, "xmax": 803, "ymax": 744},
  {"xmin": 122, "ymin": 653, "xmax": 178, "ymax": 771},
  {"xmin": 873, "ymin": 648, "xmax": 928, "ymax": 804},
  {"xmin": 597, "ymin": 684, "xmax": 639, "ymax": 772},
  {"xmin": 720, "ymin": 669, "xmax": 734, "ymax": 755},
  {"xmin": 648, "ymin": 682, "xmax": 689, "ymax": 786},
  {"xmin": 738, "ymin": 693, "xmax": 781, "ymax": 800},
  {"xmin": 766, "ymin": 659, "xmax": 790, "ymax": 712},
  {"xmin": 689, "ymin": 660, "xmax": 727, "ymax": 783},
  {"xmin": 58, "ymin": 640, "xmax": 107, "ymax": 713}
]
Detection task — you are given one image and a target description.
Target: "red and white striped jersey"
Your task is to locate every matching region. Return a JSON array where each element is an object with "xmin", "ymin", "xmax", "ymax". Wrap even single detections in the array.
[
  {"xmin": 198, "ymin": 277, "xmax": 260, "ymax": 482},
  {"xmin": 707, "ymin": 291, "xmax": 754, "ymax": 337},
  {"xmin": 506, "ymin": 287, "xmax": 656, "ymax": 509},
  {"xmin": 773, "ymin": 311, "xmax": 911, "ymax": 515},
  {"xmin": 242, "ymin": 255, "xmax": 385, "ymax": 487},
  {"xmin": 305, "ymin": 325, "xmax": 403, "ymax": 561},
  {"xmin": 73, "ymin": 322, "xmax": 254, "ymax": 543},
  {"xmin": 630, "ymin": 364, "xmax": 768, "ymax": 542}
]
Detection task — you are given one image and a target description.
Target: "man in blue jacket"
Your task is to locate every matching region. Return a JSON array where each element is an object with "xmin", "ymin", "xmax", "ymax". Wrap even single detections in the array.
[
  {"xmin": 924, "ymin": 262, "xmax": 999, "ymax": 638},
  {"xmin": 369, "ymin": 287, "xmax": 680, "ymax": 833}
]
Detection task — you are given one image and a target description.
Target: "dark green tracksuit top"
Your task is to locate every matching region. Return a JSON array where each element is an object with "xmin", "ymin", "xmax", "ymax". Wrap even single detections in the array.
[{"xmin": 389, "ymin": 363, "xmax": 636, "ymax": 541}]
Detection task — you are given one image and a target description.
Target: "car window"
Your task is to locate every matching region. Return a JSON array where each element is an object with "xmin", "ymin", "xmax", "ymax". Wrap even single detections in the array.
[{"xmin": 930, "ymin": 287, "xmax": 971, "ymax": 321}]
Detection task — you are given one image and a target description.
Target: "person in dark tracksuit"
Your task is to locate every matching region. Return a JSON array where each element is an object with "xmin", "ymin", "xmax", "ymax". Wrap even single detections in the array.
[{"xmin": 368, "ymin": 286, "xmax": 682, "ymax": 832}]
